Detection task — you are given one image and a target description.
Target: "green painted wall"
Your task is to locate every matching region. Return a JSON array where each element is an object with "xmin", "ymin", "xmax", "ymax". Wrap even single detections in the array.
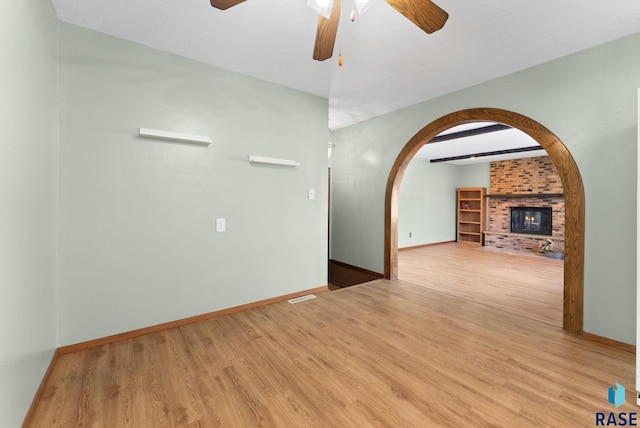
[
  {"xmin": 331, "ymin": 33, "xmax": 640, "ymax": 344},
  {"xmin": 456, "ymin": 163, "xmax": 491, "ymax": 190},
  {"xmin": 398, "ymin": 159, "xmax": 458, "ymax": 248},
  {"xmin": 398, "ymin": 161, "xmax": 490, "ymax": 249},
  {"xmin": 0, "ymin": 0, "xmax": 59, "ymax": 425},
  {"xmin": 58, "ymin": 24, "xmax": 329, "ymax": 346}
]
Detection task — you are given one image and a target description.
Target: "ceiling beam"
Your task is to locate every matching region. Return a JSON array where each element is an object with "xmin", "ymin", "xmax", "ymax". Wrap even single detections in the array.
[
  {"xmin": 429, "ymin": 145, "xmax": 544, "ymax": 163},
  {"xmin": 428, "ymin": 123, "xmax": 511, "ymax": 143}
]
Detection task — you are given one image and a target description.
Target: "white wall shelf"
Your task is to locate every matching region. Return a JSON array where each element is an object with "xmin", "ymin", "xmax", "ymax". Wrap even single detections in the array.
[
  {"xmin": 248, "ymin": 155, "xmax": 300, "ymax": 167},
  {"xmin": 138, "ymin": 128, "xmax": 212, "ymax": 145}
]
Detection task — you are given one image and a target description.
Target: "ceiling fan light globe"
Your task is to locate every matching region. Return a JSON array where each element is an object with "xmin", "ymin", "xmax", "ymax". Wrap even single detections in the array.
[
  {"xmin": 307, "ymin": 0, "xmax": 335, "ymax": 18},
  {"xmin": 353, "ymin": 0, "xmax": 375, "ymax": 14}
]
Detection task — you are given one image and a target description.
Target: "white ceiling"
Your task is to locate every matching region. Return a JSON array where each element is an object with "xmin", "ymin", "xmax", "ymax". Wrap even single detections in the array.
[
  {"xmin": 51, "ymin": 0, "xmax": 640, "ymax": 130},
  {"xmin": 416, "ymin": 123, "xmax": 542, "ymax": 166}
]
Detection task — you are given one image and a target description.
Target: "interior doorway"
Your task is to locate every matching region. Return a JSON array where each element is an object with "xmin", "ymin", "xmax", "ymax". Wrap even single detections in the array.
[{"xmin": 384, "ymin": 108, "xmax": 585, "ymax": 336}]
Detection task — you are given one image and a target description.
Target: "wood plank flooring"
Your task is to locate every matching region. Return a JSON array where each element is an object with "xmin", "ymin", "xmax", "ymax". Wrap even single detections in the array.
[
  {"xmin": 27, "ymin": 279, "xmax": 634, "ymax": 427},
  {"xmin": 399, "ymin": 243, "xmax": 563, "ymax": 326}
]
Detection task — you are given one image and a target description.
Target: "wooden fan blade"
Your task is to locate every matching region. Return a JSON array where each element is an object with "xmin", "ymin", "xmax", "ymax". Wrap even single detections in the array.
[
  {"xmin": 210, "ymin": 0, "xmax": 246, "ymax": 10},
  {"xmin": 384, "ymin": 0, "xmax": 448, "ymax": 34},
  {"xmin": 313, "ymin": 0, "xmax": 341, "ymax": 61}
]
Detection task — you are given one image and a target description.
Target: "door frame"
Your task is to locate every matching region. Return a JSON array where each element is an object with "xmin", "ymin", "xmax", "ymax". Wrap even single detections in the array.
[{"xmin": 384, "ymin": 108, "xmax": 584, "ymax": 336}]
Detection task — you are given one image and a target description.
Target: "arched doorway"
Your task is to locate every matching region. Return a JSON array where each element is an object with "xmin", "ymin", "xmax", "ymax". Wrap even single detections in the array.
[{"xmin": 384, "ymin": 108, "xmax": 584, "ymax": 336}]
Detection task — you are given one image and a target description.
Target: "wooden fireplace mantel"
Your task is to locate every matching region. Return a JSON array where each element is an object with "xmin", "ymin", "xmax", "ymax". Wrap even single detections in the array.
[{"xmin": 487, "ymin": 193, "xmax": 564, "ymax": 199}]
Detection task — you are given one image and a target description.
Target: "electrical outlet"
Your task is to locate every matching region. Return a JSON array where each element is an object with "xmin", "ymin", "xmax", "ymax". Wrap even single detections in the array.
[{"xmin": 409, "ymin": 232, "xmax": 412, "ymax": 238}]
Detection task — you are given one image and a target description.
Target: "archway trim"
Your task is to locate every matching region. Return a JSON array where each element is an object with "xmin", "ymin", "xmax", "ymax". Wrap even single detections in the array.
[{"xmin": 383, "ymin": 108, "xmax": 584, "ymax": 336}]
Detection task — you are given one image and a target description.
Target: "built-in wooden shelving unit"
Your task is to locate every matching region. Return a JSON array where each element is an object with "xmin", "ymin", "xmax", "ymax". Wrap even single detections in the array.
[{"xmin": 457, "ymin": 187, "xmax": 486, "ymax": 245}]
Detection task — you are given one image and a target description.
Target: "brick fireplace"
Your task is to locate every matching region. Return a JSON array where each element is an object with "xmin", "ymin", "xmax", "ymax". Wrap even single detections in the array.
[{"xmin": 484, "ymin": 156, "xmax": 565, "ymax": 252}]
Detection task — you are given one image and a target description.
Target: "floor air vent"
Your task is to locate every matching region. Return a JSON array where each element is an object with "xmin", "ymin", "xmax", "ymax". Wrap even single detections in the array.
[{"xmin": 288, "ymin": 294, "xmax": 316, "ymax": 304}]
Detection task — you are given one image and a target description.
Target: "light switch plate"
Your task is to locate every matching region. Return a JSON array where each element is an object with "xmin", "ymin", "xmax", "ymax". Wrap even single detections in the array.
[{"xmin": 216, "ymin": 218, "xmax": 226, "ymax": 232}]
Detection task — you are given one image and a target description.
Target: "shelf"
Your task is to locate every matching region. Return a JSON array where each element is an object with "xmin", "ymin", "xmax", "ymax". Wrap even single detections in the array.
[
  {"xmin": 459, "ymin": 232, "xmax": 481, "ymax": 236},
  {"xmin": 459, "ymin": 209, "xmax": 481, "ymax": 212},
  {"xmin": 138, "ymin": 127, "xmax": 212, "ymax": 145},
  {"xmin": 248, "ymin": 155, "xmax": 300, "ymax": 167},
  {"xmin": 459, "ymin": 221, "xmax": 480, "ymax": 224},
  {"xmin": 487, "ymin": 193, "xmax": 564, "ymax": 199}
]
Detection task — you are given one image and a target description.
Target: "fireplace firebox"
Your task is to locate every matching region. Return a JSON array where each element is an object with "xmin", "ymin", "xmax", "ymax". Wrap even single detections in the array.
[{"xmin": 510, "ymin": 206, "xmax": 552, "ymax": 236}]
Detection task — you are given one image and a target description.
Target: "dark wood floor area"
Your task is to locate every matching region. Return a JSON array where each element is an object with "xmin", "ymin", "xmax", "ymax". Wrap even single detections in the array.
[
  {"xmin": 399, "ymin": 243, "xmax": 563, "ymax": 326},
  {"xmin": 27, "ymin": 279, "xmax": 633, "ymax": 427}
]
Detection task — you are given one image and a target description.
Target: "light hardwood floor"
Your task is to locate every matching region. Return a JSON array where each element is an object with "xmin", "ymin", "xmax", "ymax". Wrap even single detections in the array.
[
  {"xmin": 399, "ymin": 243, "xmax": 563, "ymax": 326},
  {"xmin": 27, "ymin": 279, "xmax": 634, "ymax": 427}
]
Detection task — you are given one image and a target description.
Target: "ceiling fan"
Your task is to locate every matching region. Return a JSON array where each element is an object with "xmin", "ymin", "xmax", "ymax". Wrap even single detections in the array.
[{"xmin": 209, "ymin": 0, "xmax": 448, "ymax": 62}]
